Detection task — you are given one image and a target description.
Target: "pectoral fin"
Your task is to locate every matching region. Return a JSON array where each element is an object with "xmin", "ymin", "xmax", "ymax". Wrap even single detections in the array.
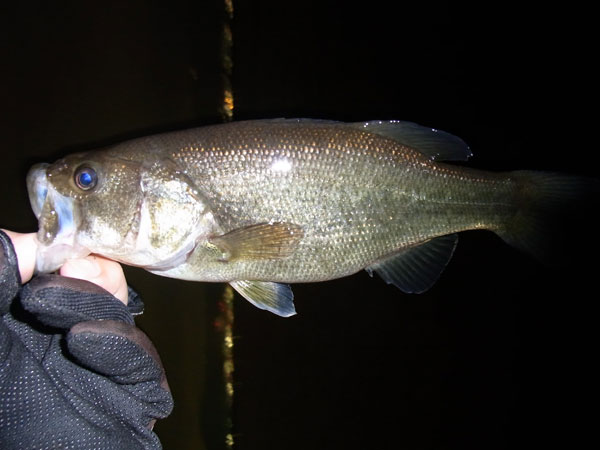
[
  {"xmin": 210, "ymin": 222, "xmax": 303, "ymax": 262},
  {"xmin": 230, "ymin": 280, "xmax": 296, "ymax": 317},
  {"xmin": 366, "ymin": 234, "xmax": 458, "ymax": 293}
]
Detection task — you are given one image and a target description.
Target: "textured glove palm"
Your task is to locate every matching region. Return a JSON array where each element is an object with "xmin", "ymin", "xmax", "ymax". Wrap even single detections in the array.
[{"xmin": 0, "ymin": 231, "xmax": 173, "ymax": 449}]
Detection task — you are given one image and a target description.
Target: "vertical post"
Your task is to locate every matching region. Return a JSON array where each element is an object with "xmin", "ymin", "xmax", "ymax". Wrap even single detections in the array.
[{"xmin": 219, "ymin": 1, "xmax": 235, "ymax": 448}]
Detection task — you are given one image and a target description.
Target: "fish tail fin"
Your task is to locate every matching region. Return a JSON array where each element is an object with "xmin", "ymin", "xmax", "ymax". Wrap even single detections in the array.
[{"xmin": 495, "ymin": 170, "xmax": 599, "ymax": 264}]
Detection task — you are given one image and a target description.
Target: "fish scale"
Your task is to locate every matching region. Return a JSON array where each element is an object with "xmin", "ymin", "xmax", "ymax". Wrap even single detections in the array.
[{"xmin": 143, "ymin": 121, "xmax": 516, "ymax": 282}]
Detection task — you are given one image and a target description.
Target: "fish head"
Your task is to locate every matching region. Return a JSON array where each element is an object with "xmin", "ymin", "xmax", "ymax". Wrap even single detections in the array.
[{"xmin": 27, "ymin": 151, "xmax": 215, "ymax": 273}]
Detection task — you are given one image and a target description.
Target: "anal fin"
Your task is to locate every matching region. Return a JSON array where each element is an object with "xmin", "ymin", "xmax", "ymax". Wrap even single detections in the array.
[
  {"xmin": 366, "ymin": 234, "xmax": 458, "ymax": 294},
  {"xmin": 230, "ymin": 280, "xmax": 296, "ymax": 317}
]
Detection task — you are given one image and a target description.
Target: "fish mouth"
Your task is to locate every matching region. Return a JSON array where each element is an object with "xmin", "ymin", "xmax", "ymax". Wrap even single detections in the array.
[
  {"xmin": 27, "ymin": 163, "xmax": 50, "ymax": 219},
  {"xmin": 26, "ymin": 164, "xmax": 90, "ymax": 273}
]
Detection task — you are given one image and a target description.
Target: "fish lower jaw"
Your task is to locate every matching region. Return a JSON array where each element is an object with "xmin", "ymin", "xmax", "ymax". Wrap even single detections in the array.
[{"xmin": 34, "ymin": 238, "xmax": 91, "ymax": 274}]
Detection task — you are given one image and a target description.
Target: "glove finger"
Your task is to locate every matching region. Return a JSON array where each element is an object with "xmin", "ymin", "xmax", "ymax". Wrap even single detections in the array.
[
  {"xmin": 68, "ymin": 320, "xmax": 170, "ymax": 394},
  {"xmin": 126, "ymin": 287, "xmax": 145, "ymax": 315},
  {"xmin": 20, "ymin": 275, "xmax": 134, "ymax": 329},
  {"xmin": 68, "ymin": 321, "xmax": 173, "ymax": 427},
  {"xmin": 0, "ymin": 230, "xmax": 21, "ymax": 314}
]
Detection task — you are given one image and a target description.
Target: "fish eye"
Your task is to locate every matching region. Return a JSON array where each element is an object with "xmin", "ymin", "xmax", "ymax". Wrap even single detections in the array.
[{"xmin": 74, "ymin": 165, "xmax": 98, "ymax": 191}]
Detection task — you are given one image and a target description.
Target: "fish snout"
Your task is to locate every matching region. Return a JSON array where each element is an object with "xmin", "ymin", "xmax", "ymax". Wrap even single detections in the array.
[{"xmin": 27, "ymin": 163, "xmax": 50, "ymax": 219}]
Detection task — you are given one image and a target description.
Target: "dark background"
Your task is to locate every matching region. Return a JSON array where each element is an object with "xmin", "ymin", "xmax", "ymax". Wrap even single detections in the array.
[{"xmin": 2, "ymin": 1, "xmax": 597, "ymax": 449}]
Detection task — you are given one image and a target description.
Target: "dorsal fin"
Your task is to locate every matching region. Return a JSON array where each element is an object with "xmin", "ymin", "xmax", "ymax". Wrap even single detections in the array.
[
  {"xmin": 352, "ymin": 120, "xmax": 472, "ymax": 161},
  {"xmin": 246, "ymin": 118, "xmax": 472, "ymax": 161},
  {"xmin": 366, "ymin": 234, "xmax": 458, "ymax": 293}
]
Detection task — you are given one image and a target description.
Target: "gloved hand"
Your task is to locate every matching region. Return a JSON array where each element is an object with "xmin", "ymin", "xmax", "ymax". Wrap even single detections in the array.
[{"xmin": 0, "ymin": 230, "xmax": 173, "ymax": 449}]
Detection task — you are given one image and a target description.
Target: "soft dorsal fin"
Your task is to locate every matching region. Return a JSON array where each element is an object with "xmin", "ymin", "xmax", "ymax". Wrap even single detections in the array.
[
  {"xmin": 351, "ymin": 120, "xmax": 472, "ymax": 161},
  {"xmin": 230, "ymin": 280, "xmax": 296, "ymax": 317},
  {"xmin": 366, "ymin": 234, "xmax": 458, "ymax": 293}
]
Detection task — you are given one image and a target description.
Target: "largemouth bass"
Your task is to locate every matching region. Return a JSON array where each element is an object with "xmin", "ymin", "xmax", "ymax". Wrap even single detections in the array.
[{"xmin": 26, "ymin": 119, "xmax": 589, "ymax": 316}]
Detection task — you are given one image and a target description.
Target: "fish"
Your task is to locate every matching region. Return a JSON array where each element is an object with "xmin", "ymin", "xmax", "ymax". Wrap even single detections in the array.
[{"xmin": 26, "ymin": 119, "xmax": 593, "ymax": 316}]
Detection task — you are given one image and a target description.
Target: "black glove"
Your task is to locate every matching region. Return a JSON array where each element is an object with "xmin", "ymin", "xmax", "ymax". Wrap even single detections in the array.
[{"xmin": 0, "ymin": 231, "xmax": 173, "ymax": 449}]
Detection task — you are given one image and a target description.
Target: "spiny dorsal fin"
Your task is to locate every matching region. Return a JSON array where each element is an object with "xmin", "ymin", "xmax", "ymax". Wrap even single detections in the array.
[
  {"xmin": 250, "ymin": 118, "xmax": 471, "ymax": 161},
  {"xmin": 210, "ymin": 222, "xmax": 304, "ymax": 262},
  {"xmin": 366, "ymin": 234, "xmax": 458, "ymax": 293},
  {"xmin": 230, "ymin": 280, "xmax": 296, "ymax": 317},
  {"xmin": 352, "ymin": 121, "xmax": 472, "ymax": 161}
]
